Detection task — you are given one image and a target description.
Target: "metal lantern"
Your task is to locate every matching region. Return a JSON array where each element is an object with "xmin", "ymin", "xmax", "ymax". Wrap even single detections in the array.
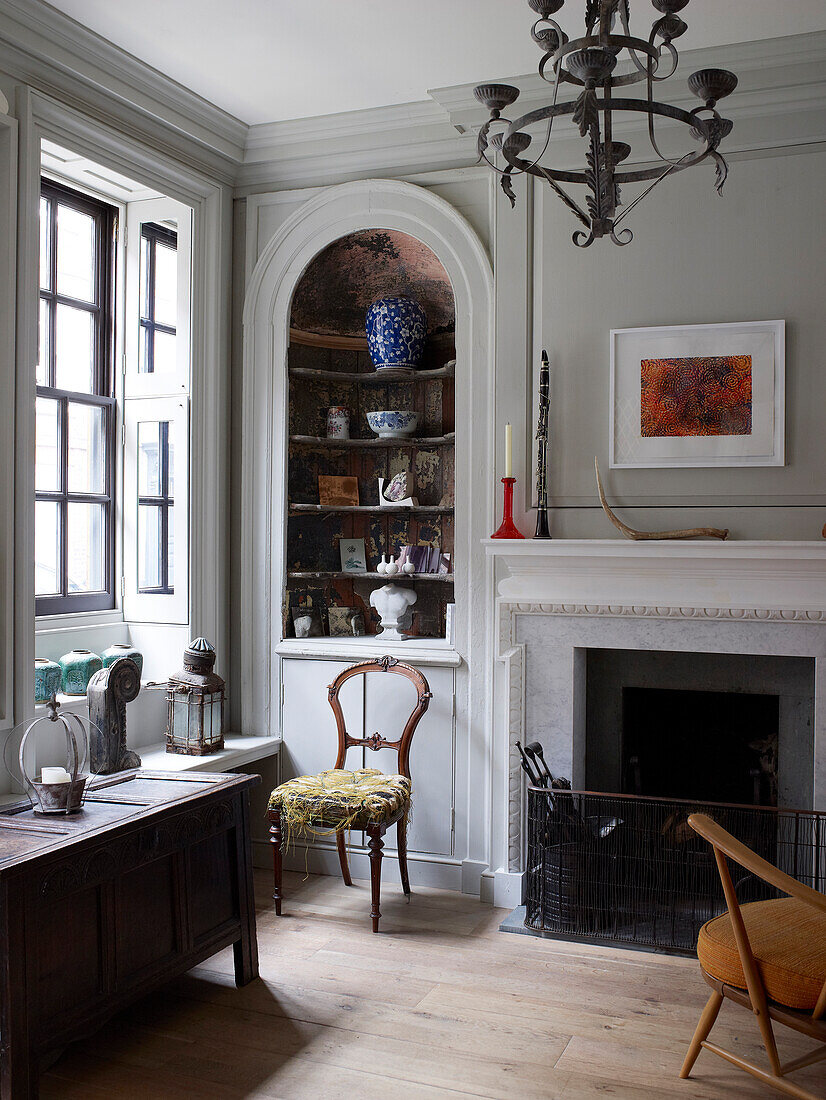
[
  {"xmin": 165, "ymin": 638, "xmax": 225, "ymax": 755},
  {"xmin": 19, "ymin": 694, "xmax": 90, "ymax": 814}
]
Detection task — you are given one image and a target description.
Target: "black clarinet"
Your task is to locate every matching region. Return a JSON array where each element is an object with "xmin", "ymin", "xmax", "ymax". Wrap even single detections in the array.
[{"xmin": 534, "ymin": 349, "xmax": 552, "ymax": 539}]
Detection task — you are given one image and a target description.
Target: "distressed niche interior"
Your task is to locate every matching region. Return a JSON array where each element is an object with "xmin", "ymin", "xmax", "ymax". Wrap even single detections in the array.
[{"xmin": 285, "ymin": 228, "xmax": 456, "ymax": 640}]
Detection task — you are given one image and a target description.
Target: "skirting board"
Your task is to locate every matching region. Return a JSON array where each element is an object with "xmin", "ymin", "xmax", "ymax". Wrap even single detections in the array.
[{"xmin": 252, "ymin": 838, "xmax": 466, "ymax": 893}]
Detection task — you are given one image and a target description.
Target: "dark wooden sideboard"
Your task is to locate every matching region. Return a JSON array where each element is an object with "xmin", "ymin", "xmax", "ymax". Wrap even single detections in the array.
[{"xmin": 0, "ymin": 769, "xmax": 260, "ymax": 1099}]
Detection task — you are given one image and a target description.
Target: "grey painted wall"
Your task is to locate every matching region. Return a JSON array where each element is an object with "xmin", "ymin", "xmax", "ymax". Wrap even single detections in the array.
[{"xmin": 534, "ymin": 149, "xmax": 826, "ymax": 541}]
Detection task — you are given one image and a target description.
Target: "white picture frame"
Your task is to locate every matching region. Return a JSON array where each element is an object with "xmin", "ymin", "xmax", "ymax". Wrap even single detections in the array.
[
  {"xmin": 609, "ymin": 320, "xmax": 785, "ymax": 469},
  {"xmin": 339, "ymin": 537, "xmax": 367, "ymax": 573}
]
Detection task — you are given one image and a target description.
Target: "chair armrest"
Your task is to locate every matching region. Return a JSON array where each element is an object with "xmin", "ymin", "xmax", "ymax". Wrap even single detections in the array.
[{"xmin": 688, "ymin": 813, "xmax": 826, "ymax": 914}]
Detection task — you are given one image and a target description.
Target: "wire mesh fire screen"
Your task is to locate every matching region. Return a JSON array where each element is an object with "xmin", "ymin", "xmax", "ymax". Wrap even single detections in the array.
[{"xmin": 525, "ymin": 788, "xmax": 826, "ymax": 954}]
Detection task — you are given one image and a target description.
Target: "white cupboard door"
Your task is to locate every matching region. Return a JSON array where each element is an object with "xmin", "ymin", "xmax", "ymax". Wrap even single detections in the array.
[
  {"xmin": 280, "ymin": 659, "xmax": 364, "ymax": 781},
  {"xmin": 364, "ymin": 665, "xmax": 455, "ymax": 857}
]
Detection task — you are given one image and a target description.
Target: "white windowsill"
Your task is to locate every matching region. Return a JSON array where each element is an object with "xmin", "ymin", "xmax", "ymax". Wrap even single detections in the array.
[{"xmin": 137, "ymin": 733, "xmax": 280, "ymax": 773}]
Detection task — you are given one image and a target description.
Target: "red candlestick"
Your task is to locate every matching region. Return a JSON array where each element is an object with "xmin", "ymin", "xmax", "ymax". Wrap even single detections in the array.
[{"xmin": 491, "ymin": 477, "xmax": 526, "ymax": 539}]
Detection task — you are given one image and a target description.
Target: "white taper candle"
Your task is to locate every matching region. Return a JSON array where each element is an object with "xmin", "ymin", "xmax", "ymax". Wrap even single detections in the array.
[{"xmin": 505, "ymin": 422, "xmax": 513, "ymax": 477}]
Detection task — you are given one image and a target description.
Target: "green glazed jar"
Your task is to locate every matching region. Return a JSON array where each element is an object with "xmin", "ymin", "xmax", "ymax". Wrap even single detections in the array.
[
  {"xmin": 102, "ymin": 643, "xmax": 144, "ymax": 678},
  {"xmin": 34, "ymin": 657, "xmax": 62, "ymax": 704},
  {"xmin": 59, "ymin": 649, "xmax": 103, "ymax": 696}
]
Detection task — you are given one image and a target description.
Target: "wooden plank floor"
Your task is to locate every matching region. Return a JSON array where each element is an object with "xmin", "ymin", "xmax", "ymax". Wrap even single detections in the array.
[{"xmin": 42, "ymin": 870, "xmax": 826, "ymax": 1099}]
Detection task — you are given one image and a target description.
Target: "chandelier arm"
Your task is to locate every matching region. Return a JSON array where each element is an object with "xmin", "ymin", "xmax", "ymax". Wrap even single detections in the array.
[
  {"xmin": 500, "ymin": 62, "xmax": 565, "ymax": 179},
  {"xmin": 645, "ymin": 52, "xmax": 710, "ymax": 168},
  {"xmin": 537, "ymin": 165, "xmax": 591, "ymax": 228},
  {"xmin": 619, "ymin": 2, "xmax": 649, "ymax": 75}
]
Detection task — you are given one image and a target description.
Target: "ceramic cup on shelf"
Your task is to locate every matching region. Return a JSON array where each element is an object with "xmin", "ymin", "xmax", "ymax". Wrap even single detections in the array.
[
  {"xmin": 59, "ymin": 650, "xmax": 103, "ymax": 696},
  {"xmin": 34, "ymin": 657, "xmax": 62, "ymax": 704},
  {"xmin": 102, "ymin": 643, "xmax": 144, "ymax": 678},
  {"xmin": 326, "ymin": 406, "xmax": 350, "ymax": 440}
]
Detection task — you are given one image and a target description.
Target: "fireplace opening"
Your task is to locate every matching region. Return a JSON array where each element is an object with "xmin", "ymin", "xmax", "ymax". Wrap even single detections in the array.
[
  {"xmin": 622, "ymin": 687, "xmax": 778, "ymax": 806},
  {"xmin": 583, "ymin": 649, "xmax": 814, "ymax": 809}
]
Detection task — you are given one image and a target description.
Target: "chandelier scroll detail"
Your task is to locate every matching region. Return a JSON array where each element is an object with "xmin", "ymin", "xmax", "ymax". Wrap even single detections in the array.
[{"xmin": 473, "ymin": 0, "xmax": 738, "ymax": 247}]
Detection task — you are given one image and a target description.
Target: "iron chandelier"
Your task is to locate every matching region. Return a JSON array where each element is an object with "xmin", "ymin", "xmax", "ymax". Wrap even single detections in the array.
[{"xmin": 474, "ymin": 0, "xmax": 738, "ymax": 247}]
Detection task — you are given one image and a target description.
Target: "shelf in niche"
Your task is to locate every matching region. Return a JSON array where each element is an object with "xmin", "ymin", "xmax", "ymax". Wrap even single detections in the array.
[
  {"xmin": 288, "ymin": 570, "xmax": 454, "ymax": 582},
  {"xmin": 290, "ymin": 328, "xmax": 455, "ymax": 352},
  {"xmin": 290, "ymin": 433, "xmax": 455, "ymax": 449},
  {"xmin": 289, "ymin": 504, "xmax": 454, "ymax": 515},
  {"xmin": 288, "ymin": 363, "xmax": 455, "ymax": 385}
]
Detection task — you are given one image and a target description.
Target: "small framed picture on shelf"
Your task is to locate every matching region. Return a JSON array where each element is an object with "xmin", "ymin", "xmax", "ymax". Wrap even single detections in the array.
[
  {"xmin": 318, "ymin": 475, "xmax": 360, "ymax": 507},
  {"xmin": 328, "ymin": 607, "xmax": 366, "ymax": 637},
  {"xmin": 339, "ymin": 537, "xmax": 367, "ymax": 573}
]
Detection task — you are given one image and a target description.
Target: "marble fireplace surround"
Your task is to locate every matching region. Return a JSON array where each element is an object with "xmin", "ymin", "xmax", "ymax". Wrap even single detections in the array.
[{"xmin": 484, "ymin": 541, "xmax": 826, "ymax": 894}]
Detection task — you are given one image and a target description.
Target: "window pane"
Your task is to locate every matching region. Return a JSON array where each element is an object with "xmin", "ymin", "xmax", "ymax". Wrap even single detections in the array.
[
  {"xmin": 138, "ymin": 504, "xmax": 161, "ymax": 589},
  {"xmin": 139, "ymin": 323, "xmax": 151, "ymax": 374},
  {"xmin": 37, "ymin": 298, "xmax": 50, "ymax": 386},
  {"xmin": 67, "ymin": 502, "xmax": 105, "ymax": 593},
  {"xmin": 154, "ymin": 240, "xmax": 177, "ymax": 326},
  {"xmin": 167, "ymin": 422, "xmax": 175, "ymax": 498},
  {"xmin": 139, "ymin": 233, "xmax": 149, "ymax": 320},
  {"xmin": 167, "ymin": 504, "xmax": 174, "ymax": 588},
  {"xmin": 56, "ymin": 204, "xmax": 95, "ymax": 302},
  {"xmin": 67, "ymin": 403, "xmax": 106, "ymax": 494},
  {"xmin": 39, "ymin": 197, "xmax": 51, "ymax": 291},
  {"xmin": 153, "ymin": 329, "xmax": 176, "ymax": 375},
  {"xmin": 138, "ymin": 421, "xmax": 161, "ymax": 496},
  {"xmin": 35, "ymin": 397, "xmax": 60, "ymax": 492},
  {"xmin": 35, "ymin": 500, "xmax": 60, "ymax": 596},
  {"xmin": 55, "ymin": 304, "xmax": 94, "ymax": 392}
]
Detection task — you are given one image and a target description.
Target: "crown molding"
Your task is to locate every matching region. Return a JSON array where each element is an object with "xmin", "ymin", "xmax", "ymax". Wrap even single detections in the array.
[
  {"xmin": 237, "ymin": 31, "xmax": 826, "ymax": 194},
  {"xmin": 238, "ymin": 99, "xmax": 478, "ymax": 193},
  {"xmin": 0, "ymin": 0, "xmax": 247, "ymax": 182}
]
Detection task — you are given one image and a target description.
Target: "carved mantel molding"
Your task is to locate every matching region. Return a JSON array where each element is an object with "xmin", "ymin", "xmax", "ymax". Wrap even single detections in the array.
[{"xmin": 486, "ymin": 540, "xmax": 826, "ymax": 873}]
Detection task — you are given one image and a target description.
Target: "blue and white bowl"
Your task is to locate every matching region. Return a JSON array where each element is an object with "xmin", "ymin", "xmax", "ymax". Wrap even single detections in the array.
[
  {"xmin": 365, "ymin": 296, "xmax": 427, "ymax": 371},
  {"xmin": 366, "ymin": 410, "xmax": 419, "ymax": 440}
]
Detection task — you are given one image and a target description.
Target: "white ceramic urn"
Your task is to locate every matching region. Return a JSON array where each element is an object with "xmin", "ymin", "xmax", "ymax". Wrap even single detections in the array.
[{"xmin": 369, "ymin": 584, "xmax": 417, "ymax": 641}]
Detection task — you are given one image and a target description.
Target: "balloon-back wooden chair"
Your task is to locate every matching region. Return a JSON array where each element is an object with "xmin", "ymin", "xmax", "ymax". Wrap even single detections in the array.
[
  {"xmin": 681, "ymin": 813, "xmax": 826, "ymax": 1099},
  {"xmin": 267, "ymin": 656, "xmax": 431, "ymax": 932}
]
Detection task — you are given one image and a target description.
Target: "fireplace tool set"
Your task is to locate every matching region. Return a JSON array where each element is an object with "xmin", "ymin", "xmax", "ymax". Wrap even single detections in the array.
[{"xmin": 516, "ymin": 740, "xmax": 570, "ymax": 791}]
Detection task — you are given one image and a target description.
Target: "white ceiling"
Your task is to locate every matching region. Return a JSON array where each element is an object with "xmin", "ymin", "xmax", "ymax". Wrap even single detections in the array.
[{"xmin": 46, "ymin": 0, "xmax": 826, "ymax": 126}]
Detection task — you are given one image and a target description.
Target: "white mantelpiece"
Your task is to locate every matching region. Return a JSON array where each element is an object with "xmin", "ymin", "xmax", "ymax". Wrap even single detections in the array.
[
  {"xmin": 484, "ymin": 539, "xmax": 826, "ymax": 908},
  {"xmin": 485, "ymin": 540, "xmax": 826, "ymax": 617}
]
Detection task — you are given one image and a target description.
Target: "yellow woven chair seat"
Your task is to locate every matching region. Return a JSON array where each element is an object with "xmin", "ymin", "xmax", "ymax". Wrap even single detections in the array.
[
  {"xmin": 698, "ymin": 896, "xmax": 826, "ymax": 1010},
  {"xmin": 268, "ymin": 768, "xmax": 411, "ymax": 835}
]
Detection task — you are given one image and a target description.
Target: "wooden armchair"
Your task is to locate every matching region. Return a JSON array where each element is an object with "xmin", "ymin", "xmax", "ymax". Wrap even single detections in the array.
[
  {"xmin": 267, "ymin": 656, "xmax": 431, "ymax": 932},
  {"xmin": 681, "ymin": 812, "xmax": 826, "ymax": 1098}
]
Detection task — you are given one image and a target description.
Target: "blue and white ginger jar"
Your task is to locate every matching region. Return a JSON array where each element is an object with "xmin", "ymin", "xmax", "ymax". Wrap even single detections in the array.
[{"xmin": 365, "ymin": 296, "xmax": 427, "ymax": 371}]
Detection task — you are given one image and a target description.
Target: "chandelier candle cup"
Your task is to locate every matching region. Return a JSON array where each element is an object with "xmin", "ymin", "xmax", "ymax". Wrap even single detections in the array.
[{"xmin": 473, "ymin": 0, "xmax": 739, "ymax": 247}]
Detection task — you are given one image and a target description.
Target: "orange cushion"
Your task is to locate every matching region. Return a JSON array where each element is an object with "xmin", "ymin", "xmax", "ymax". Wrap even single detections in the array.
[{"xmin": 698, "ymin": 897, "xmax": 826, "ymax": 1010}]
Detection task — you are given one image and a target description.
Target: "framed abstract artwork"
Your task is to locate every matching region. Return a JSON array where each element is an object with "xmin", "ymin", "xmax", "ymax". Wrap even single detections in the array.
[{"xmin": 609, "ymin": 320, "xmax": 785, "ymax": 468}]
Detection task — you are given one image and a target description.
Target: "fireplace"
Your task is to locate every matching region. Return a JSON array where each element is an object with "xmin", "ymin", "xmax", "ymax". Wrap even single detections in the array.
[
  {"xmin": 584, "ymin": 649, "xmax": 815, "ymax": 810},
  {"xmin": 622, "ymin": 687, "xmax": 778, "ymax": 806}
]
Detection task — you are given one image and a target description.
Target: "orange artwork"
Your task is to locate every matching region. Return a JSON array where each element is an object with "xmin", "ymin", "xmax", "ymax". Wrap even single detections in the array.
[{"xmin": 640, "ymin": 355, "xmax": 752, "ymax": 438}]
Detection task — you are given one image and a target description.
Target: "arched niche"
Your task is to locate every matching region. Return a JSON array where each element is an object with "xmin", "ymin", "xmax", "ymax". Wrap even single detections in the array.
[{"xmin": 240, "ymin": 179, "xmax": 494, "ymax": 739}]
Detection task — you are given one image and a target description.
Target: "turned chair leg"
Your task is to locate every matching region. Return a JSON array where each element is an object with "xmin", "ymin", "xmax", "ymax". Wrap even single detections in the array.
[
  {"xmin": 268, "ymin": 808, "xmax": 283, "ymax": 915},
  {"xmin": 397, "ymin": 815, "xmax": 411, "ymax": 897},
  {"xmin": 336, "ymin": 830, "xmax": 353, "ymax": 886},
  {"xmin": 367, "ymin": 823, "xmax": 384, "ymax": 933},
  {"xmin": 680, "ymin": 991, "xmax": 723, "ymax": 1079}
]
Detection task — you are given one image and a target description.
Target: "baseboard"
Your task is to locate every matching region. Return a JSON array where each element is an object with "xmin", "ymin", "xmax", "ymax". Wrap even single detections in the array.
[
  {"xmin": 460, "ymin": 858, "xmax": 488, "ymax": 896},
  {"xmin": 251, "ymin": 837, "xmax": 464, "ymax": 891}
]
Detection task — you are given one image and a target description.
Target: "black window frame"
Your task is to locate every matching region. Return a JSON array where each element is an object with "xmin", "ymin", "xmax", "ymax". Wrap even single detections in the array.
[
  {"xmin": 36, "ymin": 179, "xmax": 117, "ymax": 616},
  {"xmin": 138, "ymin": 419, "xmax": 174, "ymax": 595},
  {"xmin": 139, "ymin": 221, "xmax": 177, "ymax": 375}
]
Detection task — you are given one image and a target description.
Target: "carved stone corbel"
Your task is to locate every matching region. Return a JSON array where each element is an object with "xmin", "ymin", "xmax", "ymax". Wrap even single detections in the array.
[{"xmin": 87, "ymin": 658, "xmax": 142, "ymax": 775}]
